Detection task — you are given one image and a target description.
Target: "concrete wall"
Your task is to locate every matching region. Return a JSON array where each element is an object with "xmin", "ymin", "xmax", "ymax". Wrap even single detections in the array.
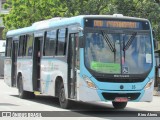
[
  {"xmin": 0, "ymin": 40, "xmax": 5, "ymax": 77},
  {"xmin": 0, "ymin": 52, "xmax": 4, "ymax": 77}
]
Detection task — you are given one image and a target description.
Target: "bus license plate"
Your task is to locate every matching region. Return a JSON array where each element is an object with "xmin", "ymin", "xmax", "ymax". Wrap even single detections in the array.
[{"xmin": 114, "ymin": 97, "xmax": 128, "ymax": 102}]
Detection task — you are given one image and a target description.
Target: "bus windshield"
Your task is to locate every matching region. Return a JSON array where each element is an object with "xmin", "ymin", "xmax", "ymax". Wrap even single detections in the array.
[{"xmin": 84, "ymin": 30, "xmax": 152, "ymax": 75}]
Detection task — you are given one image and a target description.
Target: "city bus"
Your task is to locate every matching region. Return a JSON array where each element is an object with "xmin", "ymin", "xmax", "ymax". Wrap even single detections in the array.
[{"xmin": 4, "ymin": 15, "xmax": 155, "ymax": 109}]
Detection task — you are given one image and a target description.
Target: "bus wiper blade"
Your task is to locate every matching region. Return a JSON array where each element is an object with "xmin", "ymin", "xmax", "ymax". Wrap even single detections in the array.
[
  {"xmin": 101, "ymin": 31, "xmax": 116, "ymax": 52},
  {"xmin": 123, "ymin": 32, "xmax": 137, "ymax": 51}
]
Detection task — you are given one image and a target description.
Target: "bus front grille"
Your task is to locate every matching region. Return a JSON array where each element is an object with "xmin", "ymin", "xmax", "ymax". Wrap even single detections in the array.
[
  {"xmin": 102, "ymin": 92, "xmax": 141, "ymax": 101},
  {"xmin": 96, "ymin": 78, "xmax": 144, "ymax": 83}
]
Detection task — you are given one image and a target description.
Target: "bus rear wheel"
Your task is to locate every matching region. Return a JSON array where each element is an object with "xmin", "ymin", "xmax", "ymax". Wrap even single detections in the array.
[
  {"xmin": 18, "ymin": 75, "xmax": 35, "ymax": 99},
  {"xmin": 112, "ymin": 102, "xmax": 127, "ymax": 109},
  {"xmin": 59, "ymin": 83, "xmax": 71, "ymax": 109}
]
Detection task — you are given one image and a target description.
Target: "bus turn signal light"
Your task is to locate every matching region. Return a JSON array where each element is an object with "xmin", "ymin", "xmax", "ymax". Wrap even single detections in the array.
[
  {"xmin": 83, "ymin": 75, "xmax": 97, "ymax": 89},
  {"xmin": 145, "ymin": 80, "xmax": 153, "ymax": 90}
]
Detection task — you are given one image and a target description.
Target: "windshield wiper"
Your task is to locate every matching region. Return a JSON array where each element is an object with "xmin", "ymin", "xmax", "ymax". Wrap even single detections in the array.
[
  {"xmin": 101, "ymin": 31, "xmax": 116, "ymax": 62},
  {"xmin": 123, "ymin": 32, "xmax": 137, "ymax": 51},
  {"xmin": 122, "ymin": 32, "xmax": 137, "ymax": 64},
  {"xmin": 101, "ymin": 31, "xmax": 116, "ymax": 52}
]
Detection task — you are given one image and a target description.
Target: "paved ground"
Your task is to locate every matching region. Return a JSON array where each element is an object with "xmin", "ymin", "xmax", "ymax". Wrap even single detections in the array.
[{"xmin": 0, "ymin": 78, "xmax": 160, "ymax": 120}]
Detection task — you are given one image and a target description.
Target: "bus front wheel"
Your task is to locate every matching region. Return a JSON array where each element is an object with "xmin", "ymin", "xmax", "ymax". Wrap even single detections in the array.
[
  {"xmin": 59, "ymin": 83, "xmax": 71, "ymax": 109},
  {"xmin": 112, "ymin": 102, "xmax": 127, "ymax": 109},
  {"xmin": 18, "ymin": 75, "xmax": 35, "ymax": 99}
]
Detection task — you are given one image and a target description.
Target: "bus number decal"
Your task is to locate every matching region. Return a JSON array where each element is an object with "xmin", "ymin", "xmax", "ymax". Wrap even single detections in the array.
[{"xmin": 132, "ymin": 85, "xmax": 136, "ymax": 89}]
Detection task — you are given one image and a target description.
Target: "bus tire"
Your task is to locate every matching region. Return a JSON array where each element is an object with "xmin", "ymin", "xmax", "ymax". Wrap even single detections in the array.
[
  {"xmin": 59, "ymin": 83, "xmax": 71, "ymax": 109},
  {"xmin": 18, "ymin": 75, "xmax": 35, "ymax": 99},
  {"xmin": 112, "ymin": 102, "xmax": 127, "ymax": 109},
  {"xmin": 26, "ymin": 91, "xmax": 35, "ymax": 99}
]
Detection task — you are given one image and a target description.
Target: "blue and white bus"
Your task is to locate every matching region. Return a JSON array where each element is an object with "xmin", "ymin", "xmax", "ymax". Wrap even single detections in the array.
[{"xmin": 4, "ymin": 15, "xmax": 155, "ymax": 109}]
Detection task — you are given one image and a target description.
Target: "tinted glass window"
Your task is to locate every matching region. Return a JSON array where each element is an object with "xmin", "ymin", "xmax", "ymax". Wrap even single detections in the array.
[
  {"xmin": 57, "ymin": 29, "xmax": 66, "ymax": 55},
  {"xmin": 25, "ymin": 34, "xmax": 33, "ymax": 56},
  {"xmin": 18, "ymin": 36, "xmax": 25, "ymax": 56},
  {"xmin": 44, "ymin": 30, "xmax": 57, "ymax": 56},
  {"xmin": 6, "ymin": 38, "xmax": 12, "ymax": 57}
]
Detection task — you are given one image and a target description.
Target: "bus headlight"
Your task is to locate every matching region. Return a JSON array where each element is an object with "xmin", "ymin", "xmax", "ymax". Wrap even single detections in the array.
[
  {"xmin": 83, "ymin": 75, "xmax": 97, "ymax": 89},
  {"xmin": 145, "ymin": 78, "xmax": 154, "ymax": 90}
]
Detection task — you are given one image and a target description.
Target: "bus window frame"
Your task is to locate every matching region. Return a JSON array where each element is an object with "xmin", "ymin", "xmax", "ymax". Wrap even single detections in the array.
[
  {"xmin": 43, "ymin": 30, "xmax": 57, "ymax": 57},
  {"xmin": 24, "ymin": 34, "xmax": 34, "ymax": 57},
  {"xmin": 5, "ymin": 37, "xmax": 12, "ymax": 58},
  {"xmin": 18, "ymin": 35, "xmax": 26, "ymax": 57},
  {"xmin": 57, "ymin": 28, "xmax": 68, "ymax": 56}
]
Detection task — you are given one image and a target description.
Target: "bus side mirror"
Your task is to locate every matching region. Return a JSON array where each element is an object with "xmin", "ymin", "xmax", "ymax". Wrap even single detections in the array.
[
  {"xmin": 79, "ymin": 36, "xmax": 84, "ymax": 48},
  {"xmin": 152, "ymin": 30, "xmax": 157, "ymax": 49},
  {"xmin": 152, "ymin": 30, "xmax": 155, "ymax": 38},
  {"xmin": 154, "ymin": 39, "xmax": 157, "ymax": 49}
]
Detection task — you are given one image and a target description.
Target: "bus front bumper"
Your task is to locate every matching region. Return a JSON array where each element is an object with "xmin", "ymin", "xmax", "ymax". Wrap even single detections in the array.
[{"xmin": 78, "ymin": 84, "xmax": 154, "ymax": 102}]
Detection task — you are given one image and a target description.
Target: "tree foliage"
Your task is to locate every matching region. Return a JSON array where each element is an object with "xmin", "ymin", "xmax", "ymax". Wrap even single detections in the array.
[
  {"xmin": 1, "ymin": 0, "xmax": 64, "ymax": 37},
  {"xmin": 60, "ymin": 0, "xmax": 110, "ymax": 16},
  {"xmin": 2, "ymin": 0, "xmax": 160, "ymax": 40},
  {"xmin": 109, "ymin": 0, "xmax": 160, "ymax": 40}
]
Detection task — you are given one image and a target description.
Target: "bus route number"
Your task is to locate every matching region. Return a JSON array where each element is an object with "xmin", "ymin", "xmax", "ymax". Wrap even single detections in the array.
[{"xmin": 132, "ymin": 85, "xmax": 136, "ymax": 89}]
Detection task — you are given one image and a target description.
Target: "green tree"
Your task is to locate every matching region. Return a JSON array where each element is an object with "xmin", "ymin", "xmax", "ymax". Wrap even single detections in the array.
[
  {"xmin": 1, "ymin": 0, "xmax": 112, "ymax": 38},
  {"xmin": 60, "ymin": 0, "xmax": 110, "ymax": 16},
  {"xmin": 2, "ymin": 0, "xmax": 160, "ymax": 40},
  {"xmin": 1, "ymin": 0, "xmax": 65, "ymax": 38}
]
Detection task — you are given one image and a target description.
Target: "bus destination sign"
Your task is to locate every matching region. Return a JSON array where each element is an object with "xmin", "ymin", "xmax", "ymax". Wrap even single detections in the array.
[
  {"xmin": 94, "ymin": 20, "xmax": 139, "ymax": 29},
  {"xmin": 84, "ymin": 19, "xmax": 150, "ymax": 30}
]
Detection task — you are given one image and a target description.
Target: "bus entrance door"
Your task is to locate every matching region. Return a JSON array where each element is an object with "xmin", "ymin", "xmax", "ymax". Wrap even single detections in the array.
[
  {"xmin": 11, "ymin": 40, "xmax": 18, "ymax": 87},
  {"xmin": 68, "ymin": 33, "xmax": 79, "ymax": 99},
  {"xmin": 32, "ymin": 37, "xmax": 43, "ymax": 91}
]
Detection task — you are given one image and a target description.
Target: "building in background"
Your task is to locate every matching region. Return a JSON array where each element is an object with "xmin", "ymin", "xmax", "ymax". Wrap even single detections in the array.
[
  {"xmin": 0, "ymin": 0, "xmax": 9, "ymax": 40},
  {"xmin": 0, "ymin": 0, "xmax": 8, "ymax": 77},
  {"xmin": 0, "ymin": 40, "xmax": 6, "ymax": 77},
  {"xmin": 0, "ymin": 0, "xmax": 8, "ymax": 14}
]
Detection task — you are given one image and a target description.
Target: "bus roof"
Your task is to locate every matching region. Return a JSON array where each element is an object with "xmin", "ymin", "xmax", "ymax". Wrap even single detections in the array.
[{"xmin": 6, "ymin": 15, "xmax": 149, "ymax": 37}]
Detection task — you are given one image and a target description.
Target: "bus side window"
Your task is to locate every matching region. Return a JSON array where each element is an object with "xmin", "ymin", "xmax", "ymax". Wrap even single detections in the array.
[
  {"xmin": 23, "ymin": 36, "xmax": 27, "ymax": 56},
  {"xmin": 25, "ymin": 34, "xmax": 33, "ymax": 56},
  {"xmin": 57, "ymin": 28, "xmax": 67, "ymax": 56},
  {"xmin": 18, "ymin": 35, "xmax": 25, "ymax": 57},
  {"xmin": 44, "ymin": 30, "xmax": 57, "ymax": 56},
  {"xmin": 75, "ymin": 34, "xmax": 80, "ymax": 69},
  {"xmin": 5, "ymin": 38, "xmax": 12, "ymax": 57}
]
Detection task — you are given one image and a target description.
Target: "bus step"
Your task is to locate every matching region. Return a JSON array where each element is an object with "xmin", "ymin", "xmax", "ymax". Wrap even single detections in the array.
[{"xmin": 34, "ymin": 91, "xmax": 41, "ymax": 95}]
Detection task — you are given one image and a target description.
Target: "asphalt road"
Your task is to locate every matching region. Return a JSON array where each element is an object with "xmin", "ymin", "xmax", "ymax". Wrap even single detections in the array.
[{"xmin": 0, "ymin": 78, "xmax": 160, "ymax": 120}]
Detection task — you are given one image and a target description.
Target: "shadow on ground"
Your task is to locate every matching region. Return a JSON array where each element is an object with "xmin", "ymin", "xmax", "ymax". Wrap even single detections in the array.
[{"xmin": 10, "ymin": 94, "xmax": 158, "ymax": 117}]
